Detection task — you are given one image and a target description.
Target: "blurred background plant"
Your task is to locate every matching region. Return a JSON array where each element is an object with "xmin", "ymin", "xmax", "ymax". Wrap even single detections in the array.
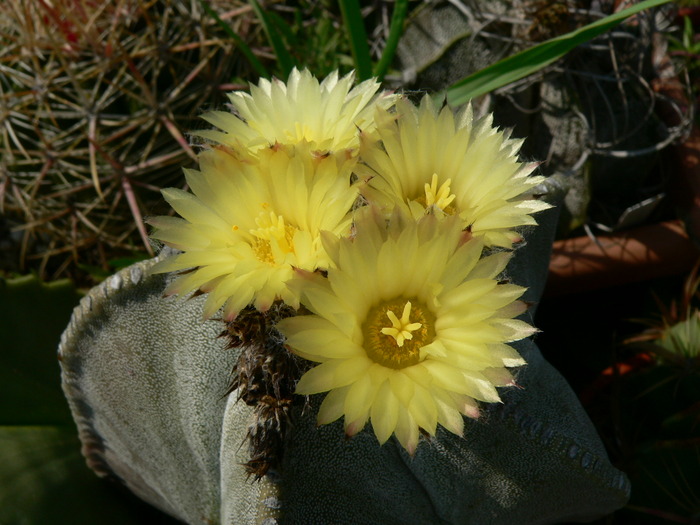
[
  {"xmin": 3, "ymin": 0, "xmax": 700, "ymax": 523},
  {"xmin": 539, "ymin": 261, "xmax": 700, "ymax": 524},
  {"xmin": 668, "ymin": 11, "xmax": 700, "ymax": 121},
  {"xmin": 0, "ymin": 0, "xmax": 252, "ymax": 284}
]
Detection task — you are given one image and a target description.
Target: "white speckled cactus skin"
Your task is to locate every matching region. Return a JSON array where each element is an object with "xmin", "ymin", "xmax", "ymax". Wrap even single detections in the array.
[{"xmin": 58, "ymin": 188, "xmax": 630, "ymax": 524}]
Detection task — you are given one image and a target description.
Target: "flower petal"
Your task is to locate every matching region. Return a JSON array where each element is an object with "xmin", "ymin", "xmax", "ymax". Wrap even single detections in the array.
[
  {"xmin": 317, "ymin": 385, "xmax": 350, "ymax": 425},
  {"xmin": 409, "ymin": 383, "xmax": 438, "ymax": 435},
  {"xmin": 370, "ymin": 380, "xmax": 399, "ymax": 445},
  {"xmin": 344, "ymin": 373, "xmax": 378, "ymax": 424},
  {"xmin": 295, "ymin": 356, "xmax": 372, "ymax": 395},
  {"xmin": 394, "ymin": 408, "xmax": 419, "ymax": 455}
]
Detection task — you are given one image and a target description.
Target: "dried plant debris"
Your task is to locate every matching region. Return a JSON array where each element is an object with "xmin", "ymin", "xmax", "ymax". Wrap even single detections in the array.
[{"xmin": 221, "ymin": 302, "xmax": 309, "ymax": 480}]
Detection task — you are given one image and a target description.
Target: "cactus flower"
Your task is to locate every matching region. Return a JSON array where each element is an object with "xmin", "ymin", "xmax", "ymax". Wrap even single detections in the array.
[
  {"xmin": 198, "ymin": 68, "xmax": 395, "ymax": 156},
  {"xmin": 276, "ymin": 209, "xmax": 535, "ymax": 453},
  {"xmin": 358, "ymin": 96, "xmax": 551, "ymax": 248},
  {"xmin": 149, "ymin": 147, "xmax": 358, "ymax": 320}
]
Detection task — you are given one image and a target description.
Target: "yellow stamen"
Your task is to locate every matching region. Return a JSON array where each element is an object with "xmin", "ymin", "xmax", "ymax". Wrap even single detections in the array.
[
  {"xmin": 424, "ymin": 174, "xmax": 456, "ymax": 211},
  {"xmin": 362, "ymin": 298, "xmax": 434, "ymax": 369},
  {"xmin": 249, "ymin": 211, "xmax": 296, "ymax": 264},
  {"xmin": 381, "ymin": 301, "xmax": 423, "ymax": 347}
]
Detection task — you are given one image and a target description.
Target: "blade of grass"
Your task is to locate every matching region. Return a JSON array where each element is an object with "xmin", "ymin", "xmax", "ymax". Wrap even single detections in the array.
[
  {"xmin": 199, "ymin": 0, "xmax": 269, "ymax": 78},
  {"xmin": 266, "ymin": 10, "xmax": 298, "ymax": 48},
  {"xmin": 338, "ymin": 0, "xmax": 373, "ymax": 80},
  {"xmin": 249, "ymin": 0, "xmax": 297, "ymax": 77},
  {"xmin": 373, "ymin": 0, "xmax": 409, "ymax": 81},
  {"xmin": 445, "ymin": 0, "xmax": 671, "ymax": 106}
]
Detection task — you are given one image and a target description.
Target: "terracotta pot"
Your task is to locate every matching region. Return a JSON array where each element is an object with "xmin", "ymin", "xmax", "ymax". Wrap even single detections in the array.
[
  {"xmin": 545, "ymin": 220, "xmax": 700, "ymax": 297},
  {"xmin": 546, "ymin": 39, "xmax": 700, "ymax": 297}
]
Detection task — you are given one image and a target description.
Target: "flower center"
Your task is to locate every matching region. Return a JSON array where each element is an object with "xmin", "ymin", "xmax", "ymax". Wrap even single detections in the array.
[
  {"xmin": 381, "ymin": 301, "xmax": 422, "ymax": 347},
  {"xmin": 248, "ymin": 210, "xmax": 297, "ymax": 264},
  {"xmin": 362, "ymin": 298, "xmax": 435, "ymax": 369},
  {"xmin": 419, "ymin": 174, "xmax": 456, "ymax": 213}
]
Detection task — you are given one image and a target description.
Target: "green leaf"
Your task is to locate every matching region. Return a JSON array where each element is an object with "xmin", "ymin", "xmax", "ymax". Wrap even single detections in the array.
[
  {"xmin": 373, "ymin": 0, "xmax": 409, "ymax": 81},
  {"xmin": 266, "ymin": 10, "xmax": 298, "ymax": 49},
  {"xmin": 0, "ymin": 275, "xmax": 178, "ymax": 523},
  {"xmin": 0, "ymin": 276, "xmax": 80, "ymax": 425},
  {"xmin": 249, "ymin": 0, "xmax": 297, "ymax": 77},
  {"xmin": 683, "ymin": 15, "xmax": 693, "ymax": 51},
  {"xmin": 338, "ymin": 0, "xmax": 373, "ymax": 80},
  {"xmin": 445, "ymin": 0, "xmax": 671, "ymax": 106},
  {"xmin": 199, "ymin": 0, "xmax": 270, "ymax": 79},
  {"xmin": 0, "ymin": 426, "xmax": 178, "ymax": 525}
]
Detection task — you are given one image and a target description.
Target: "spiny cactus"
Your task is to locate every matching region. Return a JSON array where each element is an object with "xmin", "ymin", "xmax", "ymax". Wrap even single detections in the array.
[{"xmin": 0, "ymin": 0, "xmax": 259, "ymax": 282}]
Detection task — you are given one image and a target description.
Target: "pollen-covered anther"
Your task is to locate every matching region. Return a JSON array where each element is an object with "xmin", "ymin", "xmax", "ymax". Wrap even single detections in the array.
[
  {"xmin": 424, "ymin": 174, "xmax": 456, "ymax": 212},
  {"xmin": 249, "ymin": 211, "xmax": 297, "ymax": 264},
  {"xmin": 381, "ymin": 301, "xmax": 423, "ymax": 347}
]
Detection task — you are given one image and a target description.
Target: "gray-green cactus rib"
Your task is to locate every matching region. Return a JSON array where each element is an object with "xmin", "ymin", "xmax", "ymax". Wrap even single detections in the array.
[
  {"xmin": 278, "ymin": 338, "xmax": 629, "ymax": 525},
  {"xmin": 58, "ymin": 196, "xmax": 629, "ymax": 524},
  {"xmin": 220, "ymin": 393, "xmax": 283, "ymax": 525},
  {"xmin": 59, "ymin": 258, "xmax": 277, "ymax": 524}
]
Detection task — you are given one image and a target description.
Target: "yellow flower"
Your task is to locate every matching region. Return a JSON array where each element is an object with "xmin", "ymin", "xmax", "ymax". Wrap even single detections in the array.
[
  {"xmin": 149, "ymin": 146, "xmax": 358, "ymax": 320},
  {"xmin": 198, "ymin": 68, "xmax": 395, "ymax": 156},
  {"xmin": 276, "ymin": 208, "xmax": 534, "ymax": 453},
  {"xmin": 358, "ymin": 96, "xmax": 551, "ymax": 248}
]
